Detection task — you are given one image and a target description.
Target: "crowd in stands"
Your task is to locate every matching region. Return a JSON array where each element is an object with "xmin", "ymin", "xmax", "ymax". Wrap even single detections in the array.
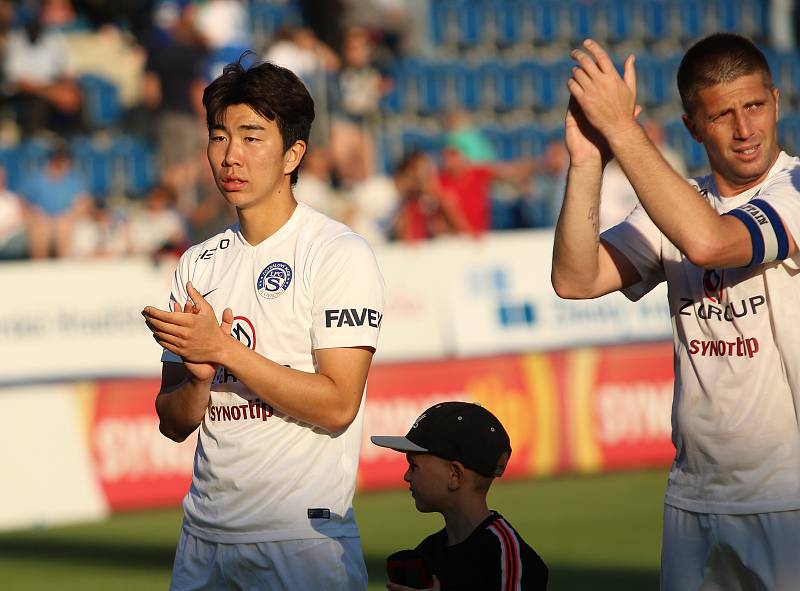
[{"xmin": 4, "ymin": 0, "xmax": 798, "ymax": 261}]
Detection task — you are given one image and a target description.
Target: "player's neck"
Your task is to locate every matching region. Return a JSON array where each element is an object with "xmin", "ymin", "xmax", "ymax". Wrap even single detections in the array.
[
  {"xmin": 237, "ymin": 191, "xmax": 298, "ymax": 246},
  {"xmin": 442, "ymin": 497, "xmax": 491, "ymax": 546}
]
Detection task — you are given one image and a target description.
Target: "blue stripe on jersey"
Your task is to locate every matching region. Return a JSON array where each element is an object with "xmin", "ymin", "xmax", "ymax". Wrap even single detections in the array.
[
  {"xmin": 751, "ymin": 198, "xmax": 790, "ymax": 260},
  {"xmin": 726, "ymin": 208, "xmax": 764, "ymax": 266}
]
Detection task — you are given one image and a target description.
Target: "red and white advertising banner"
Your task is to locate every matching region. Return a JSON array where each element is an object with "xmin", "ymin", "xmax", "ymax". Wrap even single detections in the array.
[
  {"xmin": 360, "ymin": 342, "xmax": 675, "ymax": 490},
  {"xmin": 0, "ymin": 342, "xmax": 675, "ymax": 528},
  {"xmin": 89, "ymin": 379, "xmax": 196, "ymax": 511}
]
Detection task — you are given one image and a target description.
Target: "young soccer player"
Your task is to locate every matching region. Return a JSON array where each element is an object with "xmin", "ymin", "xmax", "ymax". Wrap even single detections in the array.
[
  {"xmin": 553, "ymin": 33, "xmax": 800, "ymax": 589},
  {"xmin": 142, "ymin": 59, "xmax": 384, "ymax": 590},
  {"xmin": 372, "ymin": 402, "xmax": 549, "ymax": 590}
]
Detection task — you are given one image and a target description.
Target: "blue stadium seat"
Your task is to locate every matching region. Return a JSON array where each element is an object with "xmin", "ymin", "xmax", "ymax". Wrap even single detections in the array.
[
  {"xmin": 676, "ymin": 0, "xmax": 705, "ymax": 43},
  {"xmin": 71, "ymin": 136, "xmax": 115, "ymax": 198},
  {"xmin": 518, "ymin": 0, "xmax": 562, "ymax": 46},
  {"xmin": 513, "ymin": 123, "xmax": 551, "ymax": 159},
  {"xmin": 774, "ymin": 51, "xmax": 800, "ymax": 105},
  {"xmin": 636, "ymin": 54, "xmax": 681, "ymax": 109},
  {"xmin": 249, "ymin": 2, "xmax": 297, "ymax": 48},
  {"xmin": 605, "ymin": 0, "xmax": 636, "ymax": 46},
  {"xmin": 459, "ymin": 0, "xmax": 484, "ymax": 48},
  {"xmin": 491, "ymin": 1, "xmax": 520, "ymax": 47},
  {"xmin": 0, "ymin": 145, "xmax": 22, "ymax": 192},
  {"xmin": 664, "ymin": 120, "xmax": 707, "ymax": 174},
  {"xmin": 79, "ymin": 75, "xmax": 122, "ymax": 130},
  {"xmin": 568, "ymin": 1, "xmax": 602, "ymax": 44},
  {"xmin": 401, "ymin": 126, "xmax": 443, "ymax": 156},
  {"xmin": 641, "ymin": 0, "xmax": 669, "ymax": 46},
  {"xmin": 779, "ymin": 115, "xmax": 800, "ymax": 156},
  {"xmin": 429, "ymin": 0, "xmax": 460, "ymax": 48},
  {"xmin": 206, "ymin": 45, "xmax": 253, "ymax": 80},
  {"xmin": 451, "ymin": 62, "xmax": 480, "ymax": 111},
  {"xmin": 111, "ymin": 136, "xmax": 157, "ymax": 197},
  {"xmin": 476, "ymin": 59, "xmax": 516, "ymax": 112},
  {"xmin": 480, "ymin": 124, "xmax": 518, "ymax": 161},
  {"xmin": 713, "ymin": 0, "xmax": 767, "ymax": 38},
  {"xmin": 380, "ymin": 64, "xmax": 406, "ymax": 114}
]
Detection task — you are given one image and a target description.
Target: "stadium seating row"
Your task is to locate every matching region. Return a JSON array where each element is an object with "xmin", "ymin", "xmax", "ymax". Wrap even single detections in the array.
[
  {"xmin": 387, "ymin": 115, "xmax": 800, "ymax": 176},
  {"xmin": 0, "ymin": 135, "xmax": 157, "ymax": 199},
  {"xmin": 429, "ymin": 0, "xmax": 767, "ymax": 50}
]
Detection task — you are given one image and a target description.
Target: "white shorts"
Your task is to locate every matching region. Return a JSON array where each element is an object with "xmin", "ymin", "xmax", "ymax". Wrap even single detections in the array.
[
  {"xmin": 169, "ymin": 528, "xmax": 368, "ymax": 591},
  {"xmin": 661, "ymin": 504, "xmax": 800, "ymax": 591}
]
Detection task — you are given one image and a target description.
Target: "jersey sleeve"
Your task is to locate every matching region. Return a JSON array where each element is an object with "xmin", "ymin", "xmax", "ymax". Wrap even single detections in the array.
[
  {"xmin": 600, "ymin": 203, "xmax": 666, "ymax": 301},
  {"xmin": 310, "ymin": 233, "xmax": 385, "ymax": 350},
  {"xmin": 160, "ymin": 249, "xmax": 193, "ymax": 364},
  {"xmin": 722, "ymin": 165, "xmax": 800, "ymax": 266}
]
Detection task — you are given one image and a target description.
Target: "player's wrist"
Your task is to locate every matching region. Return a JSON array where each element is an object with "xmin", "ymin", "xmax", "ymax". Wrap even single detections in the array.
[{"xmin": 605, "ymin": 119, "xmax": 644, "ymax": 150}]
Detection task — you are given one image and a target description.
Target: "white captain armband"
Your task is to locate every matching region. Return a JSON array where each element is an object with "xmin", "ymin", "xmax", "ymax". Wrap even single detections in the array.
[{"xmin": 724, "ymin": 198, "xmax": 790, "ymax": 266}]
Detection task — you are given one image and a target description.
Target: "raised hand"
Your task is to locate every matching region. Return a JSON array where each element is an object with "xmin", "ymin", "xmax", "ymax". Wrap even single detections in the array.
[
  {"xmin": 567, "ymin": 39, "xmax": 638, "ymax": 139},
  {"xmin": 565, "ymin": 96, "xmax": 612, "ymax": 168},
  {"xmin": 143, "ymin": 281, "xmax": 235, "ymax": 381}
]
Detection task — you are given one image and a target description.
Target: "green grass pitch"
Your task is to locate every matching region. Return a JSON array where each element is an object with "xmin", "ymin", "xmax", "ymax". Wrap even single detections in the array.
[{"xmin": 0, "ymin": 469, "xmax": 665, "ymax": 590}]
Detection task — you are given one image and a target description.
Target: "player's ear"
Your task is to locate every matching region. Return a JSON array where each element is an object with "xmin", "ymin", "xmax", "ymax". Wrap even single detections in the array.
[
  {"xmin": 682, "ymin": 113, "xmax": 702, "ymax": 144},
  {"xmin": 448, "ymin": 461, "xmax": 465, "ymax": 491},
  {"xmin": 284, "ymin": 140, "xmax": 307, "ymax": 177}
]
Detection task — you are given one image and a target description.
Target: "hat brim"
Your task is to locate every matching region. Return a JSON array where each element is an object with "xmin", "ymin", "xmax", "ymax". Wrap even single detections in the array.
[{"xmin": 370, "ymin": 436, "xmax": 429, "ymax": 453}]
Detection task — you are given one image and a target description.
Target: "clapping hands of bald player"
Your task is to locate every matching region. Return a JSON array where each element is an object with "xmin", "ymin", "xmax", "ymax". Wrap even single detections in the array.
[
  {"xmin": 567, "ymin": 39, "xmax": 638, "ymax": 141},
  {"xmin": 143, "ymin": 282, "xmax": 235, "ymax": 382}
]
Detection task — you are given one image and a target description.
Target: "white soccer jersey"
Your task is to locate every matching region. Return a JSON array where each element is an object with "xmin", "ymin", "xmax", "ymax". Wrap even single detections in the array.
[
  {"xmin": 602, "ymin": 152, "xmax": 800, "ymax": 514},
  {"xmin": 161, "ymin": 203, "xmax": 385, "ymax": 542}
]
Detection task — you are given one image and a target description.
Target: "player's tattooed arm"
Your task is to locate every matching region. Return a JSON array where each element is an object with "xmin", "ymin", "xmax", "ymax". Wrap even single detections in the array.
[{"xmin": 587, "ymin": 204, "xmax": 599, "ymax": 244}]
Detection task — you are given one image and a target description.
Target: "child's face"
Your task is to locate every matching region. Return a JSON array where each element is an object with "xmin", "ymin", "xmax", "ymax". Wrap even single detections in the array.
[{"xmin": 403, "ymin": 452, "xmax": 451, "ymax": 513}]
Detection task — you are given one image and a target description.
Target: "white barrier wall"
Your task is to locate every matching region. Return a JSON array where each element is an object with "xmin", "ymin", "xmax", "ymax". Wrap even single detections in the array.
[{"xmin": 0, "ymin": 230, "xmax": 671, "ymax": 384}]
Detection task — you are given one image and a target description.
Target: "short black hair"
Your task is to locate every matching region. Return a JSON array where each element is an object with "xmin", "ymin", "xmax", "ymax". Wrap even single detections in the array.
[
  {"xmin": 677, "ymin": 33, "xmax": 773, "ymax": 116},
  {"xmin": 203, "ymin": 55, "xmax": 315, "ymax": 185}
]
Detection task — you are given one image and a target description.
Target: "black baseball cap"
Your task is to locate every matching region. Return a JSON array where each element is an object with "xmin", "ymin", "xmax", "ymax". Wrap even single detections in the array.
[{"xmin": 371, "ymin": 402, "xmax": 512, "ymax": 478}]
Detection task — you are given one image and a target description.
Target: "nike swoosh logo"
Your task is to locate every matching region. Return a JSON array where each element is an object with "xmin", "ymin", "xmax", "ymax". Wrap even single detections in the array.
[{"xmin": 201, "ymin": 288, "xmax": 218, "ymax": 298}]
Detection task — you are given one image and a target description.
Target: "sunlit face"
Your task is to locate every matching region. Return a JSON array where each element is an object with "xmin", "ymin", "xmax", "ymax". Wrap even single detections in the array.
[
  {"xmin": 403, "ymin": 452, "xmax": 451, "ymax": 513},
  {"xmin": 683, "ymin": 72, "xmax": 780, "ymax": 196},
  {"xmin": 207, "ymin": 104, "xmax": 301, "ymax": 210}
]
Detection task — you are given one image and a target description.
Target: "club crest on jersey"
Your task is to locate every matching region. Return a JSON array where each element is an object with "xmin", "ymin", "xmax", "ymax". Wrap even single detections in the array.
[
  {"xmin": 702, "ymin": 269, "xmax": 725, "ymax": 303},
  {"xmin": 257, "ymin": 262, "xmax": 293, "ymax": 299}
]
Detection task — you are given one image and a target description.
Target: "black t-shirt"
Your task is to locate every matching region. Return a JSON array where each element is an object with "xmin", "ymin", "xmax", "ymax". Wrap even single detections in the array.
[{"xmin": 416, "ymin": 512, "xmax": 548, "ymax": 590}]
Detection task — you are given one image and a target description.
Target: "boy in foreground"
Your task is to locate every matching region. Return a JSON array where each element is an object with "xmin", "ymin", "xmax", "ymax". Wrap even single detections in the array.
[{"xmin": 372, "ymin": 401, "xmax": 548, "ymax": 590}]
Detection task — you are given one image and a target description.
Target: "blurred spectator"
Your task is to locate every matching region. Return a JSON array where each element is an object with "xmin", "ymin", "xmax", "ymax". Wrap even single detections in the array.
[
  {"xmin": 193, "ymin": 0, "xmax": 249, "ymax": 51},
  {"xmin": 388, "ymin": 151, "xmax": 466, "ymax": 241},
  {"xmin": 438, "ymin": 144, "xmax": 535, "ymax": 236},
  {"xmin": 330, "ymin": 25, "xmax": 388, "ymax": 186},
  {"xmin": 265, "ymin": 26, "xmax": 340, "ymax": 82},
  {"xmin": 2, "ymin": 7, "xmax": 82, "ymax": 137},
  {"xmin": 298, "ymin": 0, "xmax": 344, "ymax": 54},
  {"xmin": 0, "ymin": 167, "xmax": 27, "ymax": 260},
  {"xmin": 124, "ymin": 183, "xmax": 187, "ymax": 256},
  {"xmin": 346, "ymin": 151, "xmax": 466, "ymax": 245},
  {"xmin": 343, "ymin": 166, "xmax": 400, "ymax": 245},
  {"xmin": 264, "ymin": 26, "xmax": 340, "ymax": 148},
  {"xmin": 71, "ymin": 0, "xmax": 156, "ymax": 43},
  {"xmin": 66, "ymin": 23, "xmax": 148, "ymax": 130},
  {"xmin": 444, "ymin": 109, "xmax": 497, "ymax": 163},
  {"xmin": 294, "ymin": 148, "xmax": 338, "ymax": 217},
  {"xmin": 68, "ymin": 198, "xmax": 127, "ymax": 257},
  {"xmin": 20, "ymin": 145, "xmax": 91, "ymax": 258},
  {"xmin": 142, "ymin": 2, "xmax": 207, "ymax": 211},
  {"xmin": 187, "ymin": 161, "xmax": 236, "ymax": 242},
  {"xmin": 341, "ymin": 0, "xmax": 414, "ymax": 57},
  {"xmin": 521, "ymin": 139, "xmax": 568, "ymax": 228},
  {"xmin": 599, "ymin": 119, "xmax": 687, "ymax": 231},
  {"xmin": 40, "ymin": 0, "xmax": 90, "ymax": 33}
]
